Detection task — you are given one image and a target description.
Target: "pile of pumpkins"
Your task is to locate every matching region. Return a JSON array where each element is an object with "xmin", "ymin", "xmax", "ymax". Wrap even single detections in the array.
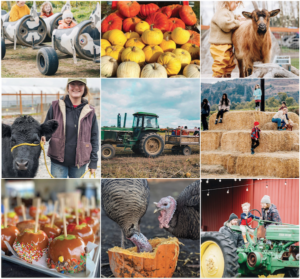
[{"xmin": 101, "ymin": 1, "xmax": 200, "ymax": 78}]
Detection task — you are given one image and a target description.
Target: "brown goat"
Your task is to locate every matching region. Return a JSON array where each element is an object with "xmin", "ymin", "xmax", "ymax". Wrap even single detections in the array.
[{"xmin": 232, "ymin": 9, "xmax": 280, "ymax": 78}]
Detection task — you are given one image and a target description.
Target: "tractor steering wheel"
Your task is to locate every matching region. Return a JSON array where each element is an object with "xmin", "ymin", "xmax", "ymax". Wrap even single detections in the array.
[{"xmin": 246, "ymin": 209, "xmax": 262, "ymax": 229}]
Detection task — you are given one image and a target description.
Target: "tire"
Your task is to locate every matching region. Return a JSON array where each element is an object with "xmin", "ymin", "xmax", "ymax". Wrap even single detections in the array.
[
  {"xmin": 139, "ymin": 133, "xmax": 164, "ymax": 158},
  {"xmin": 2, "ymin": 38, "xmax": 6, "ymax": 60},
  {"xmin": 36, "ymin": 47, "xmax": 59, "ymax": 75},
  {"xmin": 101, "ymin": 144, "xmax": 115, "ymax": 160},
  {"xmin": 182, "ymin": 145, "xmax": 191, "ymax": 156},
  {"xmin": 201, "ymin": 232, "xmax": 239, "ymax": 278},
  {"xmin": 131, "ymin": 144, "xmax": 140, "ymax": 155}
]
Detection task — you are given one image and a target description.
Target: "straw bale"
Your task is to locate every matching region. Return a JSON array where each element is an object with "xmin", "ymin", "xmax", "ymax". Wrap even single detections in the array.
[
  {"xmin": 201, "ymin": 165, "xmax": 226, "ymax": 174},
  {"xmin": 236, "ymin": 152, "xmax": 299, "ymax": 178},
  {"xmin": 262, "ymin": 122, "xmax": 299, "ymax": 131},
  {"xmin": 221, "ymin": 131, "xmax": 299, "ymax": 153},
  {"xmin": 168, "ymin": 136, "xmax": 198, "ymax": 143},
  {"xmin": 201, "ymin": 131, "xmax": 223, "ymax": 151},
  {"xmin": 209, "ymin": 111, "xmax": 299, "ymax": 131}
]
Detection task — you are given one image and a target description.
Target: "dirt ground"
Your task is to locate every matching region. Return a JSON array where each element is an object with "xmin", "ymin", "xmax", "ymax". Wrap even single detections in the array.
[
  {"xmin": 2, "ymin": 41, "xmax": 99, "ymax": 78},
  {"xmin": 101, "ymin": 179, "xmax": 200, "ymax": 278}
]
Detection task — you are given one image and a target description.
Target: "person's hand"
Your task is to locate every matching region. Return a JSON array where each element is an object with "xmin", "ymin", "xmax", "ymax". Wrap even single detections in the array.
[
  {"xmin": 89, "ymin": 168, "xmax": 96, "ymax": 175},
  {"xmin": 260, "ymin": 217, "xmax": 262, "ymax": 220},
  {"xmin": 41, "ymin": 136, "xmax": 46, "ymax": 144}
]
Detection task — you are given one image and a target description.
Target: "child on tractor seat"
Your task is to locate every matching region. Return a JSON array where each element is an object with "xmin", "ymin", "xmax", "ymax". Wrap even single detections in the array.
[
  {"xmin": 240, "ymin": 202, "xmax": 260, "ymax": 244},
  {"xmin": 40, "ymin": 1, "xmax": 54, "ymax": 18},
  {"xmin": 208, "ymin": 1, "xmax": 246, "ymax": 78},
  {"xmin": 58, "ymin": 10, "xmax": 77, "ymax": 29},
  {"xmin": 251, "ymin": 121, "xmax": 260, "ymax": 155}
]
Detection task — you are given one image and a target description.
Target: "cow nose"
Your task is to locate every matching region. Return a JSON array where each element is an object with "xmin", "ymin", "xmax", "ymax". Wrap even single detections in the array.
[{"xmin": 15, "ymin": 160, "xmax": 28, "ymax": 170}]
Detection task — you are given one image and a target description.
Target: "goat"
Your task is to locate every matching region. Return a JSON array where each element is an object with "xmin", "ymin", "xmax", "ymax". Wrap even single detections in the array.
[{"xmin": 232, "ymin": 9, "xmax": 280, "ymax": 78}]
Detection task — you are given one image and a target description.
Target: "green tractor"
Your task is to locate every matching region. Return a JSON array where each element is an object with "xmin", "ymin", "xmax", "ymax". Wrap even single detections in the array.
[
  {"xmin": 101, "ymin": 112, "xmax": 165, "ymax": 159},
  {"xmin": 201, "ymin": 210, "xmax": 299, "ymax": 278}
]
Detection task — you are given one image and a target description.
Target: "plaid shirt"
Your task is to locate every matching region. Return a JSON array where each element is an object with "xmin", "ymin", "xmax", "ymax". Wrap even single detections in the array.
[{"xmin": 251, "ymin": 127, "xmax": 261, "ymax": 139}]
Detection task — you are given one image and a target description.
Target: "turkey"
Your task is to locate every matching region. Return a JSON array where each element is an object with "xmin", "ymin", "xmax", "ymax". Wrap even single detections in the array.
[
  {"xmin": 101, "ymin": 179, "xmax": 152, "ymax": 252},
  {"xmin": 154, "ymin": 180, "xmax": 200, "ymax": 240}
]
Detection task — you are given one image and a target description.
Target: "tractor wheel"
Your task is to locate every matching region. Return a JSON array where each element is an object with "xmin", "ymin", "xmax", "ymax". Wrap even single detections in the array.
[
  {"xmin": 182, "ymin": 145, "xmax": 191, "ymax": 156},
  {"xmin": 2, "ymin": 38, "xmax": 6, "ymax": 60},
  {"xmin": 139, "ymin": 133, "xmax": 164, "ymax": 158},
  {"xmin": 131, "ymin": 144, "xmax": 140, "ymax": 155},
  {"xmin": 37, "ymin": 47, "xmax": 59, "ymax": 75},
  {"xmin": 201, "ymin": 232, "xmax": 239, "ymax": 278},
  {"xmin": 101, "ymin": 144, "xmax": 115, "ymax": 160}
]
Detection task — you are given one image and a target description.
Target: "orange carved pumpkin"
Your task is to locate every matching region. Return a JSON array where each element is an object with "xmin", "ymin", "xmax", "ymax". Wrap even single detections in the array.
[{"xmin": 108, "ymin": 237, "xmax": 180, "ymax": 278}]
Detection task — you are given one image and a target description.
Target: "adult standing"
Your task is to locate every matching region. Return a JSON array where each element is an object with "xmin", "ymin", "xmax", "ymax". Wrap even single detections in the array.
[
  {"xmin": 9, "ymin": 1, "xmax": 30, "ymax": 22},
  {"xmin": 219, "ymin": 213, "xmax": 244, "ymax": 248},
  {"xmin": 261, "ymin": 195, "xmax": 282, "ymax": 228},
  {"xmin": 201, "ymin": 99, "xmax": 210, "ymax": 131},
  {"xmin": 42, "ymin": 79, "xmax": 99, "ymax": 178},
  {"xmin": 253, "ymin": 84, "xmax": 262, "ymax": 111},
  {"xmin": 215, "ymin": 93, "xmax": 230, "ymax": 124}
]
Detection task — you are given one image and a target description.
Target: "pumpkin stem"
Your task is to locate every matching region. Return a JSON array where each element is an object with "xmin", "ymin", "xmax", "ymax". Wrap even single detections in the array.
[
  {"xmin": 150, "ymin": 24, "xmax": 154, "ymax": 31},
  {"xmin": 132, "ymin": 46, "xmax": 136, "ymax": 51},
  {"xmin": 153, "ymin": 63, "xmax": 157, "ymax": 70},
  {"xmin": 109, "ymin": 58, "xmax": 115, "ymax": 62}
]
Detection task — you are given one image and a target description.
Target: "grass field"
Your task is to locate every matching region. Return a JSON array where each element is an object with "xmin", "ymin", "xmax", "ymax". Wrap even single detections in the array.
[
  {"xmin": 292, "ymin": 58, "xmax": 299, "ymax": 69},
  {"xmin": 101, "ymin": 132, "xmax": 200, "ymax": 178}
]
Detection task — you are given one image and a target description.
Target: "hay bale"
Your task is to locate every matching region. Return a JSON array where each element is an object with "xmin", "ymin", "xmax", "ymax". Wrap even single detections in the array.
[
  {"xmin": 221, "ymin": 130, "xmax": 299, "ymax": 153},
  {"xmin": 209, "ymin": 111, "xmax": 299, "ymax": 131},
  {"xmin": 293, "ymin": 143, "xmax": 299, "ymax": 152},
  {"xmin": 236, "ymin": 152, "xmax": 299, "ymax": 178},
  {"xmin": 168, "ymin": 136, "xmax": 199, "ymax": 143},
  {"xmin": 201, "ymin": 151, "xmax": 238, "ymax": 174},
  {"xmin": 261, "ymin": 122, "xmax": 277, "ymax": 130},
  {"xmin": 201, "ymin": 131, "xmax": 223, "ymax": 151}
]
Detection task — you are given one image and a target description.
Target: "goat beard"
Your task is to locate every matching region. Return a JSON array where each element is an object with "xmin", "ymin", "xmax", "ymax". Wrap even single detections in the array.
[{"xmin": 257, "ymin": 28, "xmax": 267, "ymax": 35}]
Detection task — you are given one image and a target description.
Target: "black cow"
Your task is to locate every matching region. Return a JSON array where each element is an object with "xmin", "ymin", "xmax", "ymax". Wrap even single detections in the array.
[{"xmin": 2, "ymin": 115, "xmax": 58, "ymax": 178}]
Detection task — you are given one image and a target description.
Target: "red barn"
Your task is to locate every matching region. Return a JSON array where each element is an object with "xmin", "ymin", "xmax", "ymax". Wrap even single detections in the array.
[{"xmin": 201, "ymin": 179, "xmax": 299, "ymax": 231}]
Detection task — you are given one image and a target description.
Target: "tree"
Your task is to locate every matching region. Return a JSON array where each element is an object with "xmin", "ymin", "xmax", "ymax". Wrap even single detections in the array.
[
  {"xmin": 285, "ymin": 97, "xmax": 295, "ymax": 107},
  {"xmin": 277, "ymin": 92, "xmax": 288, "ymax": 102}
]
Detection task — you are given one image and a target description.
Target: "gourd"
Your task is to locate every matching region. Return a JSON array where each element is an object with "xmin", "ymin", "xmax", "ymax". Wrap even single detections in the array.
[
  {"xmin": 183, "ymin": 64, "xmax": 200, "ymax": 78},
  {"xmin": 179, "ymin": 6, "xmax": 197, "ymax": 26},
  {"xmin": 101, "ymin": 14, "xmax": 122, "ymax": 33},
  {"xmin": 107, "ymin": 30, "xmax": 127, "ymax": 46},
  {"xmin": 159, "ymin": 36, "xmax": 176, "ymax": 52},
  {"xmin": 125, "ymin": 38, "xmax": 145, "ymax": 49},
  {"xmin": 187, "ymin": 30, "xmax": 200, "ymax": 46},
  {"xmin": 141, "ymin": 25, "xmax": 163, "ymax": 45},
  {"xmin": 105, "ymin": 45, "xmax": 124, "ymax": 62},
  {"xmin": 143, "ymin": 45, "xmax": 164, "ymax": 63},
  {"xmin": 123, "ymin": 17, "xmax": 141, "ymax": 32},
  {"xmin": 172, "ymin": 49, "xmax": 192, "ymax": 67},
  {"xmin": 181, "ymin": 43, "xmax": 200, "ymax": 60},
  {"xmin": 135, "ymin": 21, "xmax": 150, "ymax": 35},
  {"xmin": 121, "ymin": 46, "xmax": 146, "ymax": 67},
  {"xmin": 101, "ymin": 56, "xmax": 118, "ymax": 77},
  {"xmin": 118, "ymin": 1, "xmax": 140, "ymax": 18},
  {"xmin": 124, "ymin": 30, "xmax": 140, "ymax": 40},
  {"xmin": 157, "ymin": 52, "xmax": 181, "ymax": 76},
  {"xmin": 117, "ymin": 61, "xmax": 141, "ymax": 78},
  {"xmin": 171, "ymin": 27, "xmax": 190, "ymax": 45},
  {"xmin": 168, "ymin": 18, "xmax": 185, "ymax": 31},
  {"xmin": 141, "ymin": 63, "xmax": 168, "ymax": 78}
]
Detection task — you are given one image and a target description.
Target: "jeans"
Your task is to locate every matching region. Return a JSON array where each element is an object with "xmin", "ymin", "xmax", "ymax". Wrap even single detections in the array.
[
  {"xmin": 216, "ymin": 109, "xmax": 228, "ymax": 119},
  {"xmin": 251, "ymin": 138, "xmax": 260, "ymax": 150},
  {"xmin": 272, "ymin": 118, "xmax": 282, "ymax": 128},
  {"xmin": 201, "ymin": 114, "xmax": 209, "ymax": 130},
  {"xmin": 51, "ymin": 161, "xmax": 87, "ymax": 178}
]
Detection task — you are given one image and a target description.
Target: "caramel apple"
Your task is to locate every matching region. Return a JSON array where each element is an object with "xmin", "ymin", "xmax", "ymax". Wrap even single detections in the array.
[
  {"xmin": 66, "ymin": 215, "xmax": 86, "ymax": 224},
  {"xmin": 2, "ymin": 212, "xmax": 19, "ymax": 226},
  {"xmin": 16, "ymin": 220, "xmax": 38, "ymax": 233},
  {"xmin": 90, "ymin": 208, "xmax": 100, "ymax": 219},
  {"xmin": 67, "ymin": 223, "xmax": 95, "ymax": 246},
  {"xmin": 47, "ymin": 213, "xmax": 58, "ymax": 219},
  {"xmin": 47, "ymin": 234, "xmax": 86, "ymax": 273},
  {"xmin": 85, "ymin": 216, "xmax": 99, "ymax": 234},
  {"xmin": 1, "ymin": 225, "xmax": 19, "ymax": 253},
  {"xmin": 43, "ymin": 224, "xmax": 61, "ymax": 241},
  {"xmin": 54, "ymin": 219, "xmax": 69, "ymax": 231},
  {"xmin": 13, "ymin": 229, "xmax": 48, "ymax": 263},
  {"xmin": 36, "ymin": 215, "xmax": 50, "ymax": 229},
  {"xmin": 29, "ymin": 205, "xmax": 46, "ymax": 218},
  {"xmin": 71, "ymin": 209, "xmax": 84, "ymax": 218},
  {"xmin": 14, "ymin": 206, "xmax": 23, "ymax": 217}
]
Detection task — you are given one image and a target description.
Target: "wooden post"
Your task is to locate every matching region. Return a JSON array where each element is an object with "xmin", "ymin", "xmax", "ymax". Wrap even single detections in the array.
[
  {"xmin": 19, "ymin": 90, "xmax": 23, "ymax": 115},
  {"xmin": 260, "ymin": 79, "xmax": 265, "ymax": 112}
]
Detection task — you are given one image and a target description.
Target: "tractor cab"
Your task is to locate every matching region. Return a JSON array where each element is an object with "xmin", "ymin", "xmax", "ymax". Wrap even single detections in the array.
[{"xmin": 132, "ymin": 112, "xmax": 160, "ymax": 139}]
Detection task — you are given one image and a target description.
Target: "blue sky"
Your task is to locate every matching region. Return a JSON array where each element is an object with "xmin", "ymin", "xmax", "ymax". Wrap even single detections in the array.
[{"xmin": 101, "ymin": 79, "xmax": 200, "ymax": 128}]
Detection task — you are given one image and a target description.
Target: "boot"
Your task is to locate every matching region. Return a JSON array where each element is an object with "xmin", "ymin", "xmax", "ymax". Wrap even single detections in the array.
[
  {"xmin": 223, "ymin": 73, "xmax": 231, "ymax": 78},
  {"xmin": 243, "ymin": 234, "xmax": 248, "ymax": 244},
  {"xmin": 251, "ymin": 148, "xmax": 254, "ymax": 155},
  {"xmin": 278, "ymin": 127, "xmax": 282, "ymax": 131},
  {"xmin": 215, "ymin": 119, "xmax": 218, "ymax": 125},
  {"xmin": 219, "ymin": 118, "xmax": 223, "ymax": 123}
]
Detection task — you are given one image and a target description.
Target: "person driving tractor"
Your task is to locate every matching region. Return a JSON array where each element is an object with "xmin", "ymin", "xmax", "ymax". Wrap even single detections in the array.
[
  {"xmin": 240, "ymin": 202, "xmax": 260, "ymax": 244},
  {"xmin": 261, "ymin": 195, "xmax": 282, "ymax": 228},
  {"xmin": 146, "ymin": 118, "xmax": 153, "ymax": 128},
  {"xmin": 219, "ymin": 213, "xmax": 244, "ymax": 248}
]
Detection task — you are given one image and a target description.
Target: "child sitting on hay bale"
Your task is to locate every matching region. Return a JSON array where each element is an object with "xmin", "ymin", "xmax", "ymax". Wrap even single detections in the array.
[
  {"xmin": 240, "ymin": 202, "xmax": 260, "ymax": 244},
  {"xmin": 208, "ymin": 1, "xmax": 246, "ymax": 78},
  {"xmin": 215, "ymin": 93, "xmax": 231, "ymax": 124},
  {"xmin": 58, "ymin": 10, "xmax": 77, "ymax": 29},
  {"xmin": 40, "ymin": 1, "xmax": 54, "ymax": 18},
  {"xmin": 272, "ymin": 108, "xmax": 288, "ymax": 131},
  {"xmin": 251, "ymin": 121, "xmax": 260, "ymax": 155}
]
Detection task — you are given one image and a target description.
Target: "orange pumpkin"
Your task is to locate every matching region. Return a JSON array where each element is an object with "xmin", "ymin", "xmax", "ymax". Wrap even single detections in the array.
[
  {"xmin": 108, "ymin": 237, "xmax": 180, "ymax": 278},
  {"xmin": 159, "ymin": 6, "xmax": 172, "ymax": 18},
  {"xmin": 159, "ymin": 36, "xmax": 176, "ymax": 52},
  {"xmin": 110, "ymin": 10, "xmax": 126, "ymax": 21},
  {"xmin": 187, "ymin": 30, "xmax": 200, "ymax": 47},
  {"xmin": 168, "ymin": 4, "xmax": 182, "ymax": 17},
  {"xmin": 118, "ymin": 1, "xmax": 140, "ymax": 18},
  {"xmin": 179, "ymin": 6, "xmax": 197, "ymax": 26},
  {"xmin": 123, "ymin": 17, "xmax": 142, "ymax": 32},
  {"xmin": 101, "ymin": 14, "xmax": 122, "ymax": 33},
  {"xmin": 146, "ymin": 12, "xmax": 169, "ymax": 32},
  {"xmin": 139, "ymin": 3, "xmax": 159, "ymax": 18},
  {"xmin": 168, "ymin": 17, "xmax": 185, "ymax": 32}
]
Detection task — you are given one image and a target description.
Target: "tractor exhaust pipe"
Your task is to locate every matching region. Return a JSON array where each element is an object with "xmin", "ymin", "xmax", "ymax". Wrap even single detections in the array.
[
  {"xmin": 117, "ymin": 113, "xmax": 121, "ymax": 128},
  {"xmin": 123, "ymin": 113, "xmax": 127, "ymax": 128}
]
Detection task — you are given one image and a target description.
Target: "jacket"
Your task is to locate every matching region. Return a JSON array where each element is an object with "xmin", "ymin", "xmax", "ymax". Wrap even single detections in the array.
[
  {"xmin": 58, "ymin": 20, "xmax": 77, "ymax": 29},
  {"xmin": 261, "ymin": 204, "xmax": 282, "ymax": 228},
  {"xmin": 44, "ymin": 96, "xmax": 99, "ymax": 169},
  {"xmin": 201, "ymin": 102, "xmax": 210, "ymax": 116},
  {"xmin": 219, "ymin": 221, "xmax": 244, "ymax": 248},
  {"xmin": 273, "ymin": 110, "xmax": 289, "ymax": 125},
  {"xmin": 209, "ymin": 7, "xmax": 240, "ymax": 44},
  {"xmin": 240, "ymin": 213, "xmax": 260, "ymax": 225},
  {"xmin": 279, "ymin": 106, "xmax": 289, "ymax": 120},
  {"xmin": 219, "ymin": 99, "xmax": 231, "ymax": 111},
  {"xmin": 253, "ymin": 89, "xmax": 262, "ymax": 101},
  {"xmin": 251, "ymin": 127, "xmax": 261, "ymax": 139},
  {"xmin": 9, "ymin": 4, "xmax": 30, "ymax": 22},
  {"xmin": 40, "ymin": 12, "xmax": 54, "ymax": 18}
]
